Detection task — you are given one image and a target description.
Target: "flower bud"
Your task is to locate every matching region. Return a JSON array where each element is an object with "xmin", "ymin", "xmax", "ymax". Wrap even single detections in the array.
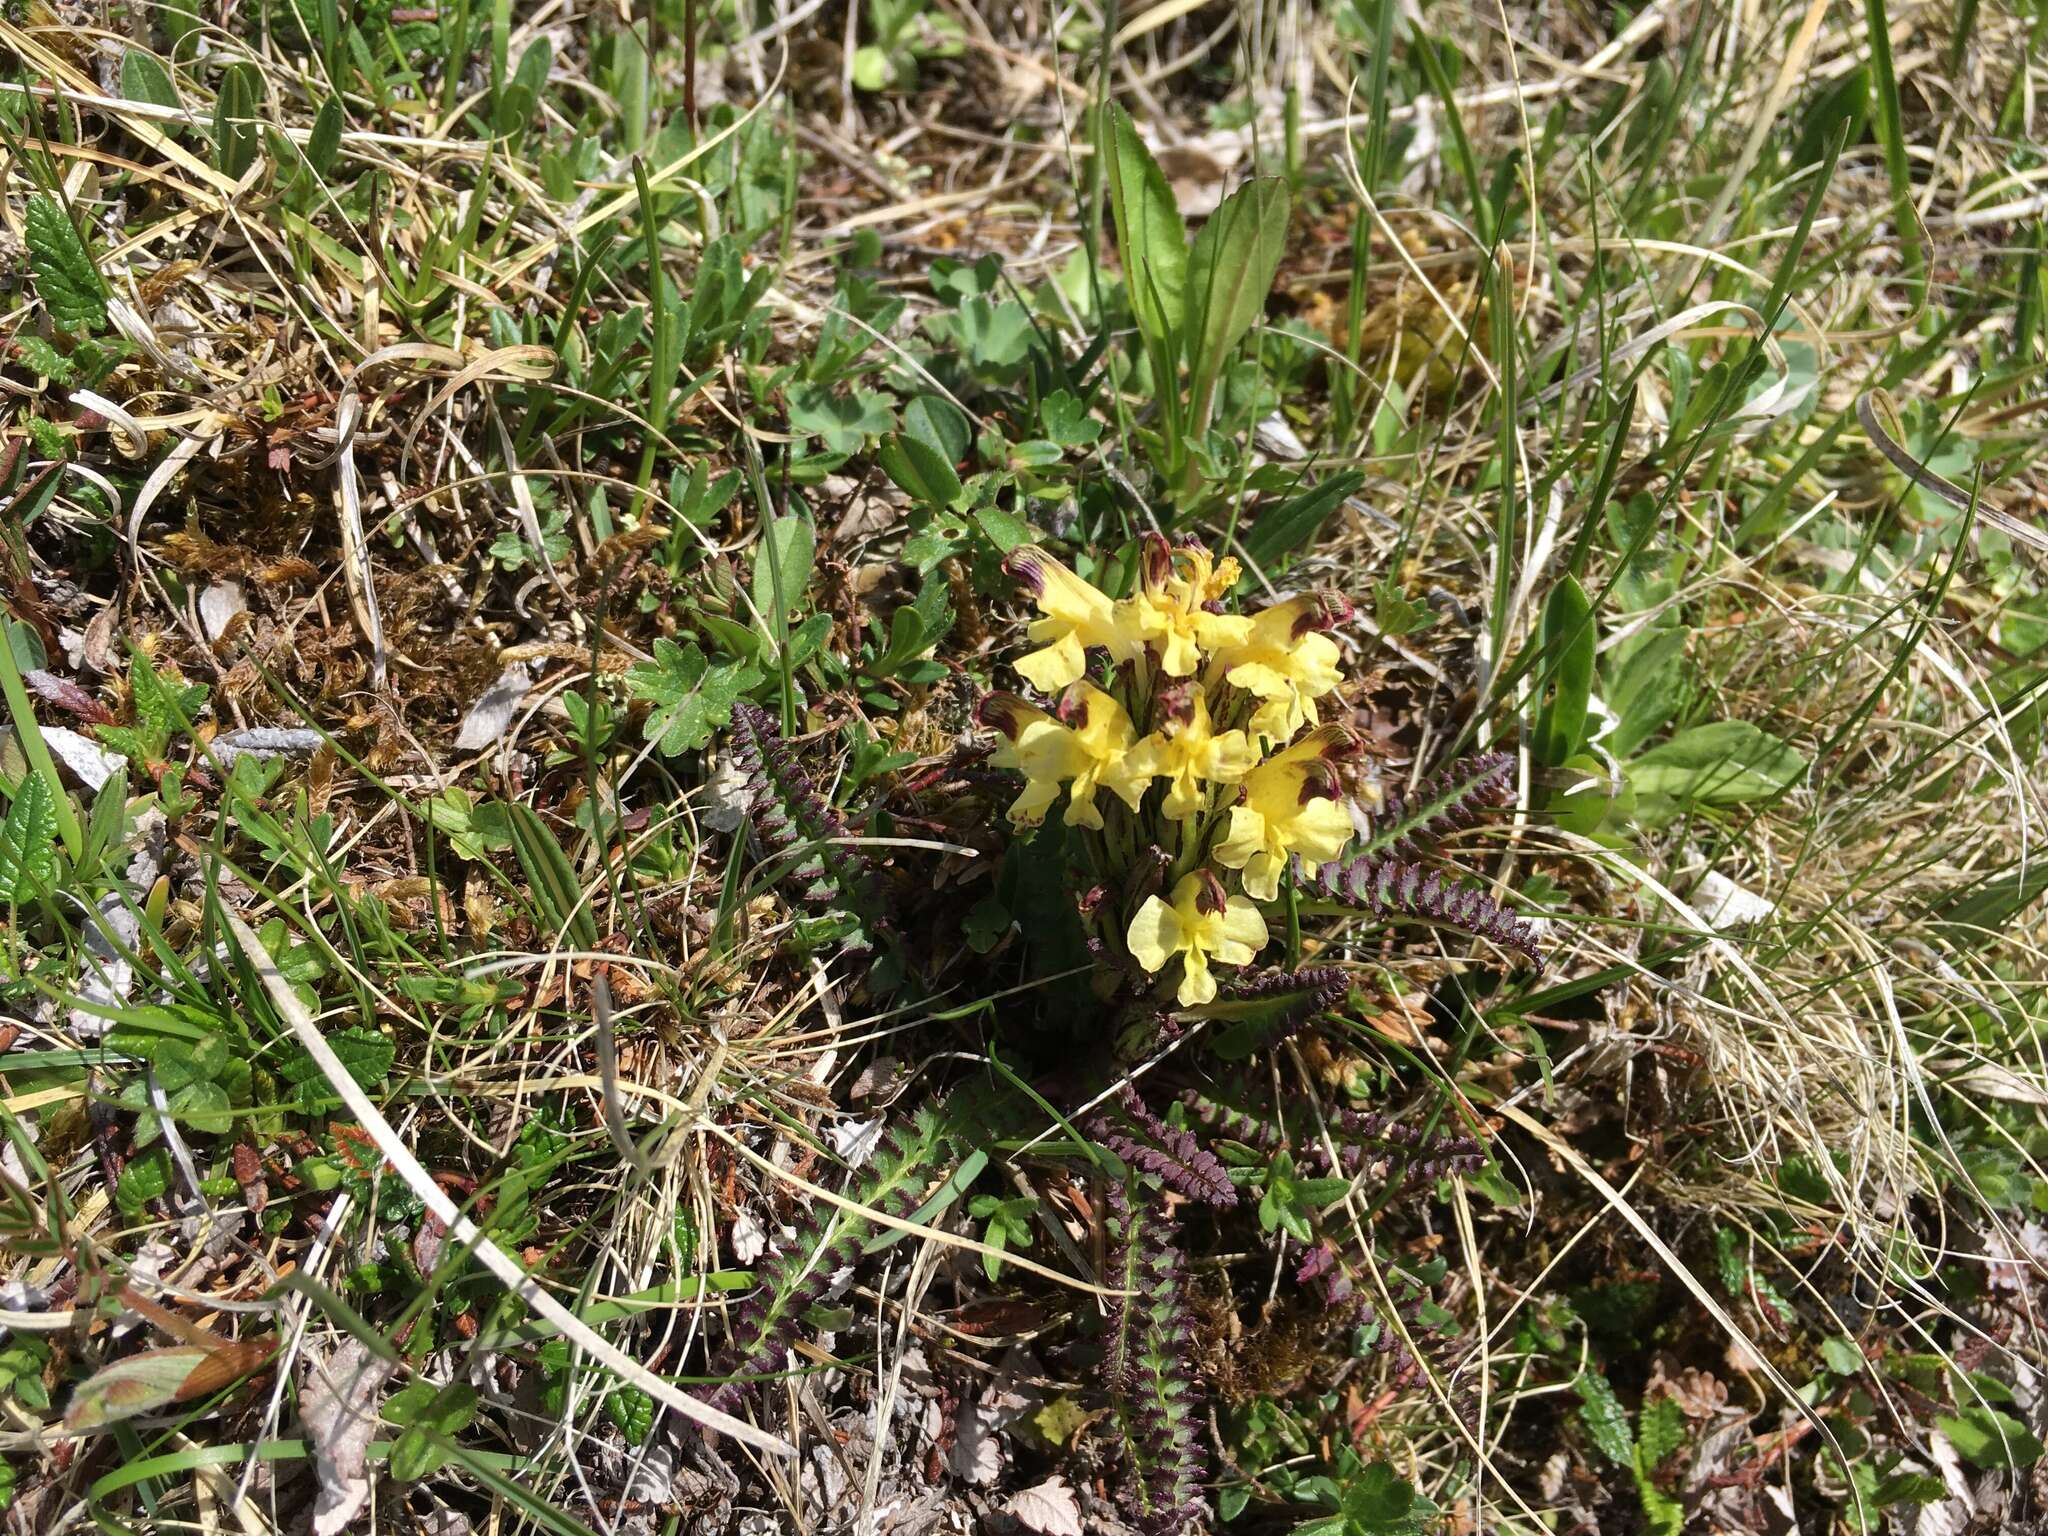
[
  {"xmin": 1001, "ymin": 546, "xmax": 1050, "ymax": 597},
  {"xmin": 975, "ymin": 691, "xmax": 1036, "ymax": 740},
  {"xmin": 1138, "ymin": 531, "xmax": 1174, "ymax": 591},
  {"xmin": 1154, "ymin": 677, "xmax": 1197, "ymax": 728}
]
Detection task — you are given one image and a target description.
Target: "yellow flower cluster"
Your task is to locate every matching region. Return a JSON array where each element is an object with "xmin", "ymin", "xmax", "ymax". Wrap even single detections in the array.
[{"xmin": 978, "ymin": 540, "xmax": 1358, "ymax": 1006}]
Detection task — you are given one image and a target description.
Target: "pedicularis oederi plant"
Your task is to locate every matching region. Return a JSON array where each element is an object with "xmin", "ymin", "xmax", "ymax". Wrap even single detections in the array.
[
  {"xmin": 980, "ymin": 536, "xmax": 1361, "ymax": 1008},
  {"xmin": 706, "ymin": 533, "xmax": 1540, "ymax": 1534}
]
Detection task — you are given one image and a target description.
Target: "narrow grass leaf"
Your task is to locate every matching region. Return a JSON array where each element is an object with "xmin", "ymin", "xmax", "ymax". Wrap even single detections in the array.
[{"xmin": 217, "ymin": 906, "xmax": 796, "ymax": 1457}]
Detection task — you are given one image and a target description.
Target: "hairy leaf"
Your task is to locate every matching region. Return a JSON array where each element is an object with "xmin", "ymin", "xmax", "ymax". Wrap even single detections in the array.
[{"xmin": 120, "ymin": 50, "xmax": 182, "ymax": 111}]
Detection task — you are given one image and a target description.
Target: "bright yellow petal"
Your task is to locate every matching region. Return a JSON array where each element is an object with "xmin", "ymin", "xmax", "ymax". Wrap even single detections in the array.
[
  {"xmin": 1193, "ymin": 613, "xmax": 1254, "ymax": 653},
  {"xmin": 1100, "ymin": 757, "xmax": 1153, "ymax": 814},
  {"xmin": 1126, "ymin": 896, "xmax": 1180, "ymax": 973},
  {"xmin": 1285, "ymin": 794, "xmax": 1355, "ymax": 866},
  {"xmin": 1015, "ymin": 631, "xmax": 1088, "ymax": 693},
  {"xmin": 1006, "ymin": 779, "xmax": 1061, "ymax": 825},
  {"xmin": 1225, "ymin": 659, "xmax": 1294, "ymax": 700},
  {"xmin": 1293, "ymin": 632, "xmax": 1343, "ymax": 695},
  {"xmin": 1175, "ymin": 950, "xmax": 1218, "ymax": 1007},
  {"xmin": 1062, "ymin": 772, "xmax": 1105, "ymax": 830},
  {"xmin": 1212, "ymin": 897, "xmax": 1268, "ymax": 962},
  {"xmin": 1125, "ymin": 732, "xmax": 1168, "ymax": 782},
  {"xmin": 1205, "ymin": 730, "xmax": 1259, "ymax": 782},
  {"xmin": 1214, "ymin": 807, "xmax": 1266, "ymax": 871},
  {"xmin": 1036, "ymin": 559, "xmax": 1115, "ymax": 631},
  {"xmin": 1240, "ymin": 849, "xmax": 1284, "ymax": 903},
  {"xmin": 1157, "ymin": 629, "xmax": 1201, "ymax": 677},
  {"xmin": 1248, "ymin": 695, "xmax": 1306, "ymax": 744},
  {"xmin": 1161, "ymin": 766, "xmax": 1204, "ymax": 820}
]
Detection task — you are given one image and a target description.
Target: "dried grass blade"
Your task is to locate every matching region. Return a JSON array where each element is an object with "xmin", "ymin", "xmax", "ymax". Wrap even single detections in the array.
[{"xmin": 218, "ymin": 906, "xmax": 796, "ymax": 1458}]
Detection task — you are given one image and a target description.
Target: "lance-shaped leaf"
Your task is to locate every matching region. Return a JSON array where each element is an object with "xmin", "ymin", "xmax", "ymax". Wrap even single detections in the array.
[
  {"xmin": 1101, "ymin": 103, "xmax": 1187, "ymax": 364},
  {"xmin": 1183, "ymin": 176, "xmax": 1290, "ymax": 429},
  {"xmin": 65, "ymin": 1337, "xmax": 277, "ymax": 1431}
]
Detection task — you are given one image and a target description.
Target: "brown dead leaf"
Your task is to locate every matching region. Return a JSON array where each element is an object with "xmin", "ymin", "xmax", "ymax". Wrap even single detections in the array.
[{"xmin": 301, "ymin": 1337, "xmax": 398, "ymax": 1536}]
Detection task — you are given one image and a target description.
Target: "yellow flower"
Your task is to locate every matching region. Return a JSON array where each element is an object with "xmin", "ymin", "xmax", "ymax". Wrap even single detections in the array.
[
  {"xmin": 1126, "ymin": 870, "xmax": 1269, "ymax": 1007},
  {"xmin": 1212, "ymin": 594, "xmax": 1346, "ymax": 743},
  {"xmin": 1119, "ymin": 538, "xmax": 1253, "ymax": 677},
  {"xmin": 979, "ymin": 685, "xmax": 1151, "ymax": 830},
  {"xmin": 1127, "ymin": 686, "xmax": 1257, "ymax": 820},
  {"xmin": 1004, "ymin": 546, "xmax": 1141, "ymax": 693},
  {"xmin": 1214, "ymin": 726, "xmax": 1357, "ymax": 900}
]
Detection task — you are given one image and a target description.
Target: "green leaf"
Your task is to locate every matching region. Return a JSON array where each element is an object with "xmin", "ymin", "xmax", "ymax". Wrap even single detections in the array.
[
  {"xmin": 305, "ymin": 96, "xmax": 344, "ymax": 177},
  {"xmin": 281, "ymin": 1027, "xmax": 394, "ymax": 1096},
  {"xmin": 784, "ymin": 383, "xmax": 891, "ymax": 452},
  {"xmin": 167, "ymin": 1080, "xmax": 232, "ymax": 1135},
  {"xmin": 63, "ymin": 1346, "xmax": 228, "ymax": 1431},
  {"xmin": 963, "ymin": 896, "xmax": 1010, "ymax": 953},
  {"xmin": 878, "ymin": 433, "xmax": 962, "ymax": 509},
  {"xmin": 1820, "ymin": 1336, "xmax": 1864, "ymax": 1376},
  {"xmin": 903, "ymin": 394, "xmax": 970, "ymax": 463},
  {"xmin": 1870, "ymin": 1471, "xmax": 1946, "ymax": 1507},
  {"xmin": 126, "ymin": 651, "xmax": 209, "ymax": 758},
  {"xmin": 1926, "ymin": 861, "xmax": 2048, "ymax": 949},
  {"xmin": 0, "ymin": 772, "xmax": 59, "ymax": 902},
  {"xmin": 1183, "ymin": 176, "xmax": 1290, "ymax": 421},
  {"xmin": 1795, "ymin": 63, "xmax": 1868, "ymax": 168},
  {"xmin": 1604, "ymin": 628, "xmax": 1686, "ymax": 758},
  {"xmin": 422, "ymin": 1383, "xmax": 479, "ymax": 1436},
  {"xmin": 851, "ymin": 44, "xmax": 896, "ymax": 91},
  {"xmin": 606, "ymin": 1385, "xmax": 655, "ymax": 1443},
  {"xmin": 504, "ymin": 801, "xmax": 598, "ymax": 951},
  {"xmin": 1937, "ymin": 1407, "xmax": 2044, "ymax": 1469},
  {"xmin": 1241, "ymin": 471, "xmax": 1364, "ymax": 573},
  {"xmin": 153, "ymin": 1034, "xmax": 226, "ymax": 1091},
  {"xmin": 382, "ymin": 1382, "xmax": 439, "ymax": 1426},
  {"xmin": 1332, "ymin": 1461, "xmax": 1435, "ymax": 1534},
  {"xmin": 116, "ymin": 1147, "xmax": 172, "ymax": 1214},
  {"xmin": 388, "ymin": 1426, "xmax": 446, "ymax": 1482},
  {"xmin": 1037, "ymin": 390, "xmax": 1100, "ymax": 446},
  {"xmin": 973, "ymin": 506, "xmax": 1032, "ymax": 554},
  {"xmin": 1636, "ymin": 1395, "xmax": 1685, "ymax": 1469},
  {"xmin": 1533, "ymin": 575, "xmax": 1595, "ymax": 768},
  {"xmin": 24, "ymin": 196, "xmax": 108, "ymax": 334},
  {"xmin": 9, "ymin": 334, "xmax": 71, "ymax": 383},
  {"xmin": 751, "ymin": 515, "xmax": 817, "ymax": 642},
  {"xmin": 119, "ymin": 50, "xmax": 182, "ymax": 111},
  {"xmin": 213, "ymin": 63, "xmax": 262, "ymax": 180},
  {"xmin": 1101, "ymin": 101, "xmax": 1187, "ymax": 359},
  {"xmin": 628, "ymin": 639, "xmax": 761, "ymax": 757},
  {"xmin": 1573, "ymin": 1370, "xmax": 1634, "ymax": 1467},
  {"xmin": 1628, "ymin": 721, "xmax": 1808, "ymax": 806},
  {"xmin": 1373, "ymin": 575, "xmax": 1435, "ymax": 640}
]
